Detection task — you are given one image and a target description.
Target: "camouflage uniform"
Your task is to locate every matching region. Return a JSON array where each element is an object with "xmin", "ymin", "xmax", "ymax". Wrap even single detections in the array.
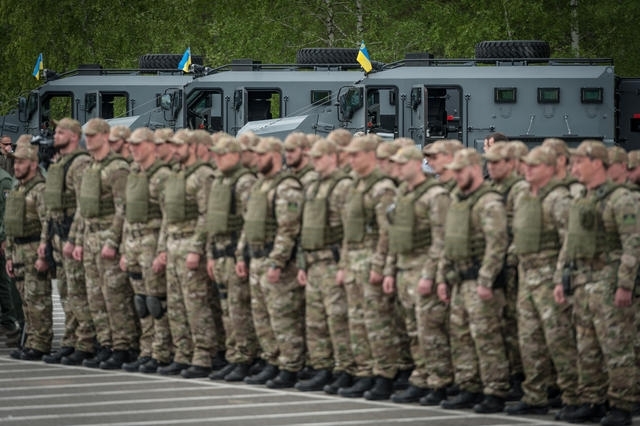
[
  {"xmin": 77, "ymin": 152, "xmax": 137, "ymax": 352},
  {"xmin": 122, "ymin": 160, "xmax": 173, "ymax": 364},
  {"xmin": 239, "ymin": 170, "xmax": 305, "ymax": 373},
  {"xmin": 43, "ymin": 149, "xmax": 93, "ymax": 353},
  {"xmin": 442, "ymin": 182, "xmax": 510, "ymax": 398},
  {"xmin": 5, "ymin": 172, "xmax": 51, "ymax": 353},
  {"xmin": 341, "ymin": 168, "xmax": 411, "ymax": 379},
  {"xmin": 384, "ymin": 176, "xmax": 452, "ymax": 390},
  {"xmin": 557, "ymin": 180, "xmax": 639, "ymax": 412},
  {"xmin": 158, "ymin": 160, "xmax": 217, "ymax": 368},
  {"xmin": 206, "ymin": 163, "xmax": 259, "ymax": 366},
  {"xmin": 511, "ymin": 178, "xmax": 579, "ymax": 407},
  {"xmin": 0, "ymin": 167, "xmax": 22, "ymax": 332},
  {"xmin": 298, "ymin": 168, "xmax": 354, "ymax": 374}
]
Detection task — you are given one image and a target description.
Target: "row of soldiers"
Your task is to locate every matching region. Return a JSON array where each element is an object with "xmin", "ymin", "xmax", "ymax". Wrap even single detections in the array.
[{"xmin": 3, "ymin": 118, "xmax": 640, "ymax": 425}]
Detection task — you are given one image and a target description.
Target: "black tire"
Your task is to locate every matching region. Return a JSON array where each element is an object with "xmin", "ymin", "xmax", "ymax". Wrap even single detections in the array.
[
  {"xmin": 474, "ymin": 40, "xmax": 550, "ymax": 60},
  {"xmin": 296, "ymin": 48, "xmax": 360, "ymax": 65},
  {"xmin": 138, "ymin": 53, "xmax": 204, "ymax": 70}
]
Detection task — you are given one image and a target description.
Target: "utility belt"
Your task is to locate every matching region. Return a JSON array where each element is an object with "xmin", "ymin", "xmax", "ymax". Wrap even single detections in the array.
[
  {"xmin": 212, "ymin": 243, "xmax": 237, "ymax": 260},
  {"xmin": 304, "ymin": 245, "xmax": 340, "ymax": 265},
  {"xmin": 13, "ymin": 235, "xmax": 41, "ymax": 245},
  {"xmin": 249, "ymin": 242, "xmax": 274, "ymax": 259}
]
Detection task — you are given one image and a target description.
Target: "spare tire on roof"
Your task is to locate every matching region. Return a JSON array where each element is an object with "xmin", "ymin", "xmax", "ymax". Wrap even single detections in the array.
[
  {"xmin": 474, "ymin": 40, "xmax": 550, "ymax": 60},
  {"xmin": 138, "ymin": 53, "xmax": 205, "ymax": 70}
]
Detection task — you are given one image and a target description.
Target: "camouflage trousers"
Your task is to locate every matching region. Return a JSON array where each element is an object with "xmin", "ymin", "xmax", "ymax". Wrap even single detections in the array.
[
  {"xmin": 0, "ymin": 252, "xmax": 23, "ymax": 327},
  {"xmin": 503, "ymin": 263, "xmax": 523, "ymax": 377},
  {"xmin": 449, "ymin": 279, "xmax": 510, "ymax": 397},
  {"xmin": 573, "ymin": 280, "xmax": 636, "ymax": 411},
  {"xmin": 305, "ymin": 253, "xmax": 354, "ymax": 373},
  {"xmin": 517, "ymin": 259, "xmax": 578, "ymax": 406},
  {"xmin": 165, "ymin": 235, "xmax": 217, "ymax": 368},
  {"xmin": 123, "ymin": 228, "xmax": 172, "ymax": 363},
  {"xmin": 213, "ymin": 255, "xmax": 258, "ymax": 364},
  {"xmin": 345, "ymin": 248, "xmax": 412, "ymax": 379},
  {"xmin": 82, "ymin": 226, "xmax": 137, "ymax": 351},
  {"xmin": 11, "ymin": 241, "xmax": 52, "ymax": 353},
  {"xmin": 395, "ymin": 265, "xmax": 452, "ymax": 389},
  {"xmin": 249, "ymin": 256, "xmax": 305, "ymax": 372},
  {"xmin": 51, "ymin": 234, "xmax": 77, "ymax": 349},
  {"xmin": 207, "ymin": 276, "xmax": 226, "ymax": 358}
]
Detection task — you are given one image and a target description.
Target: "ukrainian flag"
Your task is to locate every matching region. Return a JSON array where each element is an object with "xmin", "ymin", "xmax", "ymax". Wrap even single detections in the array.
[
  {"xmin": 357, "ymin": 42, "xmax": 372, "ymax": 73},
  {"xmin": 32, "ymin": 53, "xmax": 43, "ymax": 80},
  {"xmin": 178, "ymin": 47, "xmax": 191, "ymax": 72}
]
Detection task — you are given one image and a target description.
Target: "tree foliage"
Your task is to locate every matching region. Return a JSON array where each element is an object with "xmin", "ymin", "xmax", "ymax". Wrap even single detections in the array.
[{"xmin": 0, "ymin": 0, "xmax": 638, "ymax": 114}]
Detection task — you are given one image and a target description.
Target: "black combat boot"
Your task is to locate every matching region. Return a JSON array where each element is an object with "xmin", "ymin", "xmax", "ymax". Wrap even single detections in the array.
[
  {"xmin": 139, "ymin": 358, "xmax": 167, "ymax": 374},
  {"xmin": 473, "ymin": 394, "xmax": 505, "ymax": 413},
  {"xmin": 506, "ymin": 372, "xmax": 525, "ymax": 401},
  {"xmin": 563, "ymin": 403, "xmax": 607, "ymax": 423},
  {"xmin": 210, "ymin": 351, "xmax": 228, "ymax": 371},
  {"xmin": 324, "ymin": 371, "xmax": 353, "ymax": 395},
  {"xmin": 20, "ymin": 348, "xmax": 46, "ymax": 361},
  {"xmin": 338, "ymin": 376, "xmax": 375, "ymax": 398},
  {"xmin": 505, "ymin": 400, "xmax": 549, "ymax": 415},
  {"xmin": 248, "ymin": 358, "xmax": 266, "ymax": 376},
  {"xmin": 181, "ymin": 365, "xmax": 212, "ymax": 379},
  {"xmin": 244, "ymin": 363, "xmax": 278, "ymax": 385},
  {"xmin": 209, "ymin": 363, "xmax": 236, "ymax": 380},
  {"xmin": 42, "ymin": 346, "xmax": 74, "ymax": 364},
  {"xmin": 266, "ymin": 369, "xmax": 298, "ymax": 389},
  {"xmin": 224, "ymin": 363, "xmax": 251, "ymax": 382},
  {"xmin": 295, "ymin": 369, "xmax": 333, "ymax": 392},
  {"xmin": 600, "ymin": 407, "xmax": 632, "ymax": 426},
  {"xmin": 157, "ymin": 361, "xmax": 189, "ymax": 376},
  {"xmin": 555, "ymin": 404, "xmax": 580, "ymax": 421},
  {"xmin": 364, "ymin": 376, "xmax": 394, "ymax": 400},
  {"xmin": 61, "ymin": 350, "xmax": 94, "ymax": 366},
  {"xmin": 392, "ymin": 368, "xmax": 413, "ymax": 391},
  {"xmin": 100, "ymin": 349, "xmax": 130, "ymax": 370},
  {"xmin": 296, "ymin": 365, "xmax": 316, "ymax": 381},
  {"xmin": 391, "ymin": 384, "xmax": 429, "ymax": 403},
  {"xmin": 9, "ymin": 348, "xmax": 23, "ymax": 359},
  {"xmin": 420, "ymin": 387, "xmax": 448, "ymax": 406},
  {"xmin": 122, "ymin": 356, "xmax": 152, "ymax": 372},
  {"xmin": 440, "ymin": 390, "xmax": 484, "ymax": 409},
  {"xmin": 83, "ymin": 346, "xmax": 112, "ymax": 368}
]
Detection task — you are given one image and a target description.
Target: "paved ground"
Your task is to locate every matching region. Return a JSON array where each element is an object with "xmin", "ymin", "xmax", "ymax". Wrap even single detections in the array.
[{"xmin": 0, "ymin": 284, "xmax": 634, "ymax": 426}]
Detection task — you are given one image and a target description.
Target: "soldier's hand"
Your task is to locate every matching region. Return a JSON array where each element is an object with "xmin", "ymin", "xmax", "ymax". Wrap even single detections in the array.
[
  {"xmin": 5, "ymin": 259, "xmax": 14, "ymax": 278},
  {"xmin": 335, "ymin": 269, "xmax": 345, "ymax": 286},
  {"xmin": 382, "ymin": 276, "xmax": 395, "ymax": 294},
  {"xmin": 72, "ymin": 245, "xmax": 83, "ymax": 262},
  {"xmin": 267, "ymin": 266, "xmax": 280, "ymax": 284},
  {"xmin": 437, "ymin": 283, "xmax": 449, "ymax": 304},
  {"xmin": 185, "ymin": 252, "xmax": 200, "ymax": 270},
  {"xmin": 297, "ymin": 269, "xmax": 307, "ymax": 286},
  {"xmin": 614, "ymin": 287, "xmax": 632, "ymax": 308},
  {"xmin": 477, "ymin": 284, "xmax": 493, "ymax": 300},
  {"xmin": 553, "ymin": 284, "xmax": 566, "ymax": 305},
  {"xmin": 206, "ymin": 259, "xmax": 216, "ymax": 281},
  {"xmin": 369, "ymin": 270, "xmax": 383, "ymax": 285},
  {"xmin": 119, "ymin": 255, "xmax": 127, "ymax": 272},
  {"xmin": 37, "ymin": 243, "xmax": 47, "ymax": 259},
  {"xmin": 235, "ymin": 260, "xmax": 247, "ymax": 278},
  {"xmin": 101, "ymin": 245, "xmax": 116, "ymax": 260},
  {"xmin": 152, "ymin": 252, "xmax": 167, "ymax": 273},
  {"xmin": 418, "ymin": 278, "xmax": 433, "ymax": 296},
  {"xmin": 63, "ymin": 241, "xmax": 75, "ymax": 258},
  {"xmin": 35, "ymin": 258, "xmax": 49, "ymax": 273}
]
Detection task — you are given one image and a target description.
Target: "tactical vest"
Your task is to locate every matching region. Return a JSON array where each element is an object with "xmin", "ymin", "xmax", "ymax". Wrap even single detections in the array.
[
  {"xmin": 244, "ymin": 172, "xmax": 300, "ymax": 245},
  {"xmin": 5, "ymin": 175, "xmax": 45, "ymax": 238},
  {"xmin": 206, "ymin": 165, "xmax": 253, "ymax": 237},
  {"xmin": 125, "ymin": 161, "xmax": 168, "ymax": 223},
  {"xmin": 566, "ymin": 181, "xmax": 622, "ymax": 260},
  {"xmin": 512, "ymin": 180, "xmax": 566, "ymax": 255},
  {"xmin": 43, "ymin": 150, "xmax": 89, "ymax": 212},
  {"xmin": 388, "ymin": 179, "xmax": 442, "ymax": 254},
  {"xmin": 78, "ymin": 153, "xmax": 125, "ymax": 218},
  {"xmin": 444, "ymin": 184, "xmax": 499, "ymax": 261},
  {"xmin": 300, "ymin": 171, "xmax": 349, "ymax": 250},
  {"xmin": 344, "ymin": 168, "xmax": 390, "ymax": 243},
  {"xmin": 164, "ymin": 161, "xmax": 212, "ymax": 224}
]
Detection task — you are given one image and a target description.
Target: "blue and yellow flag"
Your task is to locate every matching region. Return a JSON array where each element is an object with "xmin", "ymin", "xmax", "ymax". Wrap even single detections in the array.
[
  {"xmin": 356, "ymin": 42, "xmax": 372, "ymax": 73},
  {"xmin": 178, "ymin": 47, "xmax": 191, "ymax": 72},
  {"xmin": 32, "ymin": 53, "xmax": 43, "ymax": 80}
]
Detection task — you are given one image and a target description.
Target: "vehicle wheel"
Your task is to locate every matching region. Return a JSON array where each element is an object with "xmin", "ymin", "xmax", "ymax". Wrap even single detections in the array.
[
  {"xmin": 138, "ymin": 53, "xmax": 204, "ymax": 70},
  {"xmin": 474, "ymin": 40, "xmax": 550, "ymax": 60}
]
